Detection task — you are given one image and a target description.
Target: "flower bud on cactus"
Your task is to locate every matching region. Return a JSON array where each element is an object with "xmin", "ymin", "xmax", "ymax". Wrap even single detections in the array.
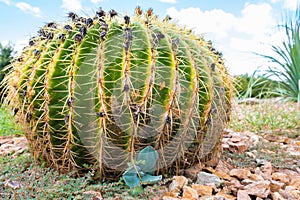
[{"xmin": 1, "ymin": 7, "xmax": 232, "ymax": 179}]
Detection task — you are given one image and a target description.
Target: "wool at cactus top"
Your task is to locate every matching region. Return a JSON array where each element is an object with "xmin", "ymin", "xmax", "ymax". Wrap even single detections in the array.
[{"xmin": 1, "ymin": 7, "xmax": 232, "ymax": 178}]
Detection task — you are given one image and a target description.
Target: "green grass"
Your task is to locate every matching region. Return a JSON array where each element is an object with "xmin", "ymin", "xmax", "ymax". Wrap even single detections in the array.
[
  {"xmin": 0, "ymin": 150, "xmax": 169, "ymax": 199},
  {"xmin": 0, "ymin": 106, "xmax": 22, "ymax": 137},
  {"xmin": 230, "ymin": 100, "xmax": 300, "ymax": 134}
]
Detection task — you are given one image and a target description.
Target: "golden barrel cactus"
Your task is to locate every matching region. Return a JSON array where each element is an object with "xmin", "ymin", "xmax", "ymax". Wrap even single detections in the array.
[{"xmin": 1, "ymin": 7, "xmax": 232, "ymax": 179}]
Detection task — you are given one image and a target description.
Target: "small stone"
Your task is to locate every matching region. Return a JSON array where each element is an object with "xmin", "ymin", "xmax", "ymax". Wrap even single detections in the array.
[
  {"xmin": 241, "ymin": 179, "xmax": 255, "ymax": 186},
  {"xmin": 279, "ymin": 187, "xmax": 300, "ymax": 199},
  {"xmin": 237, "ymin": 190, "xmax": 251, "ymax": 200},
  {"xmin": 271, "ymin": 192, "xmax": 285, "ymax": 200},
  {"xmin": 224, "ymin": 178, "xmax": 243, "ymax": 195},
  {"xmin": 228, "ymin": 141, "xmax": 248, "ymax": 153},
  {"xmin": 270, "ymin": 180, "xmax": 285, "ymax": 192},
  {"xmin": 249, "ymin": 173, "xmax": 264, "ymax": 181},
  {"xmin": 289, "ymin": 175, "xmax": 300, "ymax": 188},
  {"xmin": 182, "ymin": 186, "xmax": 198, "ymax": 200},
  {"xmin": 83, "ymin": 191, "xmax": 103, "ymax": 200},
  {"xmin": 184, "ymin": 163, "xmax": 204, "ymax": 180},
  {"xmin": 294, "ymin": 141, "xmax": 300, "ymax": 146},
  {"xmin": 272, "ymin": 172, "xmax": 289, "ymax": 184},
  {"xmin": 169, "ymin": 176, "xmax": 188, "ymax": 193},
  {"xmin": 196, "ymin": 172, "xmax": 222, "ymax": 187},
  {"xmin": 262, "ymin": 161, "xmax": 273, "ymax": 178},
  {"xmin": 191, "ymin": 184, "xmax": 212, "ymax": 196},
  {"xmin": 229, "ymin": 168, "xmax": 251, "ymax": 180},
  {"xmin": 244, "ymin": 180, "xmax": 270, "ymax": 198}
]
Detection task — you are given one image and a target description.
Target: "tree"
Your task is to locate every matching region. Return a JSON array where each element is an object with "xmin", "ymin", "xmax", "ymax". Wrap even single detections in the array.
[
  {"xmin": 262, "ymin": 7, "xmax": 300, "ymax": 103},
  {"xmin": 0, "ymin": 43, "xmax": 15, "ymax": 100}
]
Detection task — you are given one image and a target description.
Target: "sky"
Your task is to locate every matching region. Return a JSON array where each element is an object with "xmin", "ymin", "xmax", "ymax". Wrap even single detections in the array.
[{"xmin": 0, "ymin": 0, "xmax": 299, "ymax": 75}]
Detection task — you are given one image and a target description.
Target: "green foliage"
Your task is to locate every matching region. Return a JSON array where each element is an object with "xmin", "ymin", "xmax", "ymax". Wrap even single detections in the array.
[
  {"xmin": 122, "ymin": 146, "xmax": 162, "ymax": 195},
  {"xmin": 0, "ymin": 107, "xmax": 22, "ymax": 136},
  {"xmin": 261, "ymin": 7, "xmax": 300, "ymax": 102},
  {"xmin": 0, "ymin": 43, "xmax": 14, "ymax": 101},
  {"xmin": 230, "ymin": 100, "xmax": 300, "ymax": 133},
  {"xmin": 233, "ymin": 73, "xmax": 282, "ymax": 99}
]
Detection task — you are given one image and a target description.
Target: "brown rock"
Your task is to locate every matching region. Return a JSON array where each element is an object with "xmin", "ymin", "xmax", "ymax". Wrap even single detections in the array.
[
  {"xmin": 182, "ymin": 186, "xmax": 198, "ymax": 200},
  {"xmin": 228, "ymin": 141, "xmax": 248, "ymax": 153},
  {"xmin": 294, "ymin": 141, "xmax": 300, "ymax": 146},
  {"xmin": 241, "ymin": 179, "xmax": 255, "ymax": 186},
  {"xmin": 83, "ymin": 191, "xmax": 103, "ymax": 200},
  {"xmin": 184, "ymin": 163, "xmax": 204, "ymax": 180},
  {"xmin": 249, "ymin": 173, "xmax": 264, "ymax": 181},
  {"xmin": 229, "ymin": 168, "xmax": 251, "ymax": 180},
  {"xmin": 271, "ymin": 192, "xmax": 285, "ymax": 200},
  {"xmin": 191, "ymin": 184, "xmax": 212, "ymax": 196},
  {"xmin": 244, "ymin": 180, "xmax": 270, "ymax": 198},
  {"xmin": 272, "ymin": 172, "xmax": 289, "ymax": 184},
  {"xmin": 289, "ymin": 175, "xmax": 300, "ymax": 188},
  {"xmin": 279, "ymin": 187, "xmax": 300, "ymax": 199},
  {"xmin": 204, "ymin": 167, "xmax": 232, "ymax": 180},
  {"xmin": 162, "ymin": 196, "xmax": 179, "ymax": 200},
  {"xmin": 237, "ymin": 190, "xmax": 251, "ymax": 200},
  {"xmin": 216, "ymin": 189, "xmax": 236, "ymax": 200},
  {"xmin": 169, "ymin": 176, "xmax": 188, "ymax": 193},
  {"xmin": 163, "ymin": 192, "xmax": 178, "ymax": 199},
  {"xmin": 270, "ymin": 180, "xmax": 285, "ymax": 192},
  {"xmin": 262, "ymin": 161, "xmax": 273, "ymax": 178},
  {"xmin": 225, "ymin": 178, "xmax": 244, "ymax": 195}
]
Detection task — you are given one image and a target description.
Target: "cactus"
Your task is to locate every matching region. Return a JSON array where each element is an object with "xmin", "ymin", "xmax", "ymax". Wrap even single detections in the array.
[{"xmin": 1, "ymin": 7, "xmax": 232, "ymax": 179}]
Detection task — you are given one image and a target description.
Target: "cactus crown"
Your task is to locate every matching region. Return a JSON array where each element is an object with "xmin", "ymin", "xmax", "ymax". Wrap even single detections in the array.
[{"xmin": 1, "ymin": 7, "xmax": 232, "ymax": 178}]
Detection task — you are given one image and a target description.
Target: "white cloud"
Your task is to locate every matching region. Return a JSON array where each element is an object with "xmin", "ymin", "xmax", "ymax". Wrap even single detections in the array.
[
  {"xmin": 90, "ymin": 0, "xmax": 104, "ymax": 3},
  {"xmin": 166, "ymin": 3, "xmax": 283, "ymax": 75},
  {"xmin": 15, "ymin": 2, "xmax": 42, "ymax": 18},
  {"xmin": 0, "ymin": 0, "xmax": 10, "ymax": 5},
  {"xmin": 270, "ymin": 0, "xmax": 299, "ymax": 10},
  {"xmin": 158, "ymin": 0, "xmax": 176, "ymax": 4},
  {"xmin": 167, "ymin": 7, "xmax": 236, "ymax": 40},
  {"xmin": 61, "ymin": 0, "xmax": 82, "ymax": 12}
]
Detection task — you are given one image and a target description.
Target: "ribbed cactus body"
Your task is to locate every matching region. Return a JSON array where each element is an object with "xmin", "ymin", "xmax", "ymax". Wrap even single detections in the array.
[{"xmin": 3, "ymin": 8, "xmax": 232, "ymax": 178}]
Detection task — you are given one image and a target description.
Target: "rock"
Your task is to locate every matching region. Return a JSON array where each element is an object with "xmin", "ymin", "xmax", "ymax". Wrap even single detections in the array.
[
  {"xmin": 169, "ymin": 176, "xmax": 188, "ymax": 193},
  {"xmin": 272, "ymin": 172, "xmax": 289, "ymax": 184},
  {"xmin": 204, "ymin": 167, "xmax": 232, "ymax": 180},
  {"xmin": 224, "ymin": 178, "xmax": 243, "ymax": 195},
  {"xmin": 243, "ymin": 180, "xmax": 270, "ymax": 198},
  {"xmin": 163, "ymin": 192, "xmax": 178, "ymax": 199},
  {"xmin": 83, "ymin": 191, "xmax": 103, "ymax": 200},
  {"xmin": 184, "ymin": 163, "xmax": 204, "ymax": 180},
  {"xmin": 290, "ymin": 175, "xmax": 300, "ymax": 188},
  {"xmin": 216, "ymin": 189, "xmax": 236, "ymax": 200},
  {"xmin": 228, "ymin": 141, "xmax": 248, "ymax": 153},
  {"xmin": 279, "ymin": 187, "xmax": 300, "ymax": 200},
  {"xmin": 229, "ymin": 168, "xmax": 251, "ymax": 180},
  {"xmin": 191, "ymin": 184, "xmax": 213, "ymax": 196},
  {"xmin": 262, "ymin": 161, "xmax": 273, "ymax": 178},
  {"xmin": 270, "ymin": 180, "xmax": 285, "ymax": 192},
  {"xmin": 241, "ymin": 179, "xmax": 255, "ymax": 186},
  {"xmin": 4, "ymin": 180, "xmax": 22, "ymax": 190},
  {"xmin": 237, "ymin": 190, "xmax": 251, "ymax": 200},
  {"xmin": 196, "ymin": 172, "xmax": 222, "ymax": 187},
  {"xmin": 271, "ymin": 192, "xmax": 285, "ymax": 200},
  {"xmin": 162, "ymin": 195, "xmax": 179, "ymax": 200},
  {"xmin": 182, "ymin": 186, "xmax": 198, "ymax": 200},
  {"xmin": 249, "ymin": 173, "xmax": 264, "ymax": 181}
]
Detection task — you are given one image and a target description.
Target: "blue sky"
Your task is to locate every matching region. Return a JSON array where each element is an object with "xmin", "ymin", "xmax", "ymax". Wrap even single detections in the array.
[{"xmin": 0, "ymin": 0, "xmax": 299, "ymax": 74}]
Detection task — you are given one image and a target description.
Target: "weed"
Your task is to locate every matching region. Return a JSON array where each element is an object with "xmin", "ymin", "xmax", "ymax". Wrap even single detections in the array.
[
  {"xmin": 230, "ymin": 100, "xmax": 300, "ymax": 134},
  {"xmin": 0, "ymin": 106, "xmax": 22, "ymax": 137}
]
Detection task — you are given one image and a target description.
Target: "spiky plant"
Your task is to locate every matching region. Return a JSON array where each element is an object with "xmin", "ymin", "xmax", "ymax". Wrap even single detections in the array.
[{"xmin": 1, "ymin": 7, "xmax": 232, "ymax": 179}]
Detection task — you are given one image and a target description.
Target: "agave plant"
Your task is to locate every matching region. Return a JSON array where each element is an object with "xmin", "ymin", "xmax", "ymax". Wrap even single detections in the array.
[
  {"xmin": 262, "ymin": 7, "xmax": 300, "ymax": 103},
  {"xmin": 1, "ymin": 7, "xmax": 232, "ymax": 179}
]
